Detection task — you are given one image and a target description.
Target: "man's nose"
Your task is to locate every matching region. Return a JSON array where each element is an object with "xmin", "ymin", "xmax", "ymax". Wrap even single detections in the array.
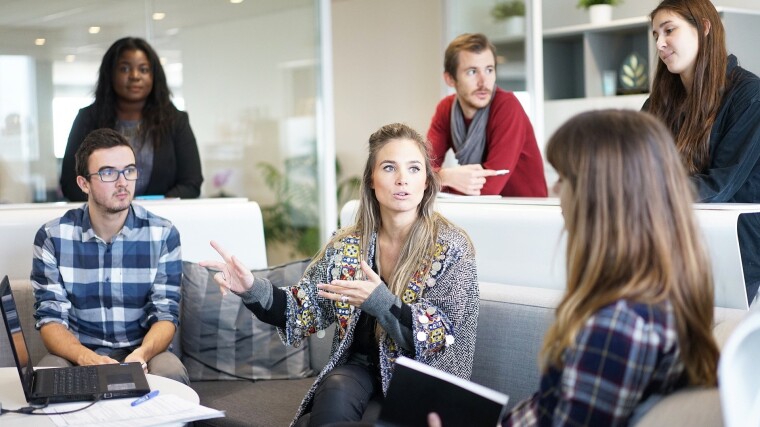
[{"xmin": 115, "ymin": 171, "xmax": 129, "ymax": 185}]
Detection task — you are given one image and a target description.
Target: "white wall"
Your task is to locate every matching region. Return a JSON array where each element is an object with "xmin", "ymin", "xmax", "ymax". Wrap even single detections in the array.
[{"xmin": 331, "ymin": 0, "xmax": 444, "ymax": 181}]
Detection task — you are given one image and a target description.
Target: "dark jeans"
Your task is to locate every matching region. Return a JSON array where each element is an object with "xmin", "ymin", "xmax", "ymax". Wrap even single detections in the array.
[{"xmin": 295, "ymin": 358, "xmax": 382, "ymax": 427}]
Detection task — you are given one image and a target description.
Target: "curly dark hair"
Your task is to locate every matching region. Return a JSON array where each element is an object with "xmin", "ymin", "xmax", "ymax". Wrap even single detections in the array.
[{"xmin": 93, "ymin": 37, "xmax": 175, "ymax": 148}]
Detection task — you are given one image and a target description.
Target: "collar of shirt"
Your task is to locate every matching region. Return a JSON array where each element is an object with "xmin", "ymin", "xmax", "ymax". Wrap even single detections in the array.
[{"xmin": 80, "ymin": 203, "xmax": 136, "ymax": 243}]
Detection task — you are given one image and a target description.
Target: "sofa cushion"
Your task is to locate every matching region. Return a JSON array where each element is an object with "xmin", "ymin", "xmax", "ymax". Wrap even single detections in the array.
[
  {"xmin": 473, "ymin": 282, "xmax": 560, "ymax": 410},
  {"xmin": 181, "ymin": 260, "xmax": 312, "ymax": 381}
]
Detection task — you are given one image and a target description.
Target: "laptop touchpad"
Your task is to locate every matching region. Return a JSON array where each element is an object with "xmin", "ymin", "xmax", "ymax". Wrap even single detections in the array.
[{"xmin": 106, "ymin": 373, "xmax": 136, "ymax": 391}]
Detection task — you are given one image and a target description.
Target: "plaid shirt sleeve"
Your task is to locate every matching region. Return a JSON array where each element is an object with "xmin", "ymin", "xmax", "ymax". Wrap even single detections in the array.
[
  {"xmin": 31, "ymin": 224, "xmax": 70, "ymax": 327},
  {"xmin": 505, "ymin": 301, "xmax": 667, "ymax": 427},
  {"xmin": 143, "ymin": 224, "xmax": 182, "ymax": 327}
]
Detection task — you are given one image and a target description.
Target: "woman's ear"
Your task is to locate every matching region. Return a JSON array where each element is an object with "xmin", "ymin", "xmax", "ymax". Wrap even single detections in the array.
[{"xmin": 703, "ymin": 18, "xmax": 711, "ymax": 36}]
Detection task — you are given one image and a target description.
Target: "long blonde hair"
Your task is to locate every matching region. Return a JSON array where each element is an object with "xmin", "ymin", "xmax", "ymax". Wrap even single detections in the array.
[
  {"xmin": 313, "ymin": 123, "xmax": 447, "ymax": 299},
  {"xmin": 543, "ymin": 110, "xmax": 718, "ymax": 386}
]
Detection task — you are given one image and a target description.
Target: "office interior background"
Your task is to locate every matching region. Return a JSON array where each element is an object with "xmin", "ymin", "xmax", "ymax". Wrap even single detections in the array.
[{"xmin": 1, "ymin": 0, "xmax": 759, "ymax": 264}]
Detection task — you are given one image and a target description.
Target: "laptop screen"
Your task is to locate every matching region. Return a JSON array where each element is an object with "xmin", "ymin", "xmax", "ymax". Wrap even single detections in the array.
[{"xmin": 0, "ymin": 275, "xmax": 35, "ymax": 399}]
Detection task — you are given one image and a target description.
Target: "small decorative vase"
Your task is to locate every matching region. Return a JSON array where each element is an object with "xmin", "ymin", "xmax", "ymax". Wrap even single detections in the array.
[
  {"xmin": 503, "ymin": 16, "xmax": 525, "ymax": 36},
  {"xmin": 589, "ymin": 4, "xmax": 613, "ymax": 25}
]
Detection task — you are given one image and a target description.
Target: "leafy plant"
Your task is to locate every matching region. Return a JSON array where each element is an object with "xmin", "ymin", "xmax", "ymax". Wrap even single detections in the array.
[
  {"xmin": 257, "ymin": 157, "xmax": 360, "ymax": 258},
  {"xmin": 491, "ymin": 0, "xmax": 525, "ymax": 20},
  {"xmin": 577, "ymin": 0, "xmax": 622, "ymax": 9}
]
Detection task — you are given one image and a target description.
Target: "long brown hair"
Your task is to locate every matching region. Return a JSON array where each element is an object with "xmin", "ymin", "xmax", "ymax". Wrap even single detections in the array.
[
  {"xmin": 647, "ymin": 0, "xmax": 727, "ymax": 173},
  {"xmin": 543, "ymin": 110, "xmax": 718, "ymax": 386},
  {"xmin": 311, "ymin": 123, "xmax": 449, "ymax": 299}
]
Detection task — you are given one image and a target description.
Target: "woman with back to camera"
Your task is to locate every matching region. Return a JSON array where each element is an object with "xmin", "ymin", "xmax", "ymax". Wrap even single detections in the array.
[
  {"xmin": 60, "ymin": 37, "xmax": 203, "ymax": 201},
  {"xmin": 644, "ymin": 0, "xmax": 760, "ymax": 304},
  {"xmin": 201, "ymin": 123, "xmax": 479, "ymax": 426},
  {"xmin": 495, "ymin": 110, "xmax": 719, "ymax": 425}
]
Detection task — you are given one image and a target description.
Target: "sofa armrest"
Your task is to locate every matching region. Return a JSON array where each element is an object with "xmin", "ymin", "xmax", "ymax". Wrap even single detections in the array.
[
  {"xmin": 633, "ymin": 388, "xmax": 723, "ymax": 427},
  {"xmin": 713, "ymin": 307, "xmax": 749, "ymax": 349}
]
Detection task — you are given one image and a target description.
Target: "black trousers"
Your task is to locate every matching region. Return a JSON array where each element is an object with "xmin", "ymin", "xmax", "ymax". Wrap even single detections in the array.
[{"xmin": 296, "ymin": 359, "xmax": 382, "ymax": 427}]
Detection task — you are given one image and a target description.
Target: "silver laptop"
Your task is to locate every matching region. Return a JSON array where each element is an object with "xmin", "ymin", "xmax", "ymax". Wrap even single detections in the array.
[{"xmin": 0, "ymin": 275, "xmax": 150, "ymax": 404}]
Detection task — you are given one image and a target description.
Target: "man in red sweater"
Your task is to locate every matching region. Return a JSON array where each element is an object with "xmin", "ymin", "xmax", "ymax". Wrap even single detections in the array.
[{"xmin": 427, "ymin": 33, "xmax": 547, "ymax": 197}]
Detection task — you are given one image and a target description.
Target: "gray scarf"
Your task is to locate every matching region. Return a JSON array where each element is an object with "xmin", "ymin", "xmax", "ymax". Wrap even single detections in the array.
[{"xmin": 450, "ymin": 87, "xmax": 496, "ymax": 165}]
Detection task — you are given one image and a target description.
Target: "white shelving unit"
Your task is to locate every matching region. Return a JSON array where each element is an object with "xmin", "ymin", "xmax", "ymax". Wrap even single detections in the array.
[
  {"xmin": 541, "ymin": 8, "xmax": 760, "ymax": 141},
  {"xmin": 543, "ymin": 16, "xmax": 651, "ymax": 100},
  {"xmin": 541, "ymin": 16, "xmax": 652, "ymax": 147},
  {"xmin": 491, "ymin": 34, "xmax": 527, "ymax": 92}
]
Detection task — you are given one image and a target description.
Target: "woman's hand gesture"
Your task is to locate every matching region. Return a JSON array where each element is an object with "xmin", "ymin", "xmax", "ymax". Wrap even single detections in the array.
[
  {"xmin": 317, "ymin": 260, "xmax": 382, "ymax": 307},
  {"xmin": 199, "ymin": 240, "xmax": 254, "ymax": 295}
]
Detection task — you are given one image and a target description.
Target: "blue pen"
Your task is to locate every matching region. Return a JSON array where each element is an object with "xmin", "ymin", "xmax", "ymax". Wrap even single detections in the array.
[{"xmin": 131, "ymin": 390, "xmax": 159, "ymax": 406}]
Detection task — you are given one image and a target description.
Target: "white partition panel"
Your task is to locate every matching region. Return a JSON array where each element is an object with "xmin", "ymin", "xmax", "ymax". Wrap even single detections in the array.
[
  {"xmin": 0, "ymin": 198, "xmax": 268, "ymax": 280},
  {"xmin": 340, "ymin": 198, "xmax": 757, "ymax": 310}
]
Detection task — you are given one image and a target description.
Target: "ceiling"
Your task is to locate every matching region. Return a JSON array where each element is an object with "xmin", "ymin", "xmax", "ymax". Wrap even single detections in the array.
[{"xmin": 0, "ymin": 0, "xmax": 313, "ymax": 63}]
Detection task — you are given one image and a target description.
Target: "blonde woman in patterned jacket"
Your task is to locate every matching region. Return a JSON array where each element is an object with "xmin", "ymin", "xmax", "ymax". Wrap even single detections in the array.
[{"xmin": 201, "ymin": 123, "xmax": 479, "ymax": 426}]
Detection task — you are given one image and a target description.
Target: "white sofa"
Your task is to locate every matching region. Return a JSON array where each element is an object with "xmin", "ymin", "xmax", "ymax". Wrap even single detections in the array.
[
  {"xmin": 1, "ymin": 197, "xmax": 753, "ymax": 426},
  {"xmin": 0, "ymin": 198, "xmax": 271, "ymax": 369},
  {"xmin": 0, "ymin": 198, "xmax": 320, "ymax": 426},
  {"xmin": 340, "ymin": 198, "xmax": 755, "ymax": 425}
]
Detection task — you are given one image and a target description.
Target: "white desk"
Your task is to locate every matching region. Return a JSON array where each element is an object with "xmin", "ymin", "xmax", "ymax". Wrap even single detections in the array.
[{"xmin": 0, "ymin": 368, "xmax": 199, "ymax": 426}]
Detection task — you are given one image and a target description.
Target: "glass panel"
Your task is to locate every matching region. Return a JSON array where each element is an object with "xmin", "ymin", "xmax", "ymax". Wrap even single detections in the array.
[
  {"xmin": 0, "ymin": 57, "xmax": 33, "ymax": 202},
  {"xmin": 445, "ymin": 0, "xmax": 530, "ymax": 113},
  {"xmin": 0, "ymin": 0, "xmax": 327, "ymax": 264}
]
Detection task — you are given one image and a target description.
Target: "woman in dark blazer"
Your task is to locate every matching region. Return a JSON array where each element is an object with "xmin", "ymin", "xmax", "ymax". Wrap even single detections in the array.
[{"xmin": 60, "ymin": 37, "xmax": 203, "ymax": 201}]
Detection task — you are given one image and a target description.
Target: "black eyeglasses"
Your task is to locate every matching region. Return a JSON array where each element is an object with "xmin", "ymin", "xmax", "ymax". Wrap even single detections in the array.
[{"xmin": 86, "ymin": 167, "xmax": 139, "ymax": 182}]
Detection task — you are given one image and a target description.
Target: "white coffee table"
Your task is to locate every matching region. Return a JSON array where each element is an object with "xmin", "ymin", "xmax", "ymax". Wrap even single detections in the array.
[{"xmin": 0, "ymin": 367, "xmax": 199, "ymax": 426}]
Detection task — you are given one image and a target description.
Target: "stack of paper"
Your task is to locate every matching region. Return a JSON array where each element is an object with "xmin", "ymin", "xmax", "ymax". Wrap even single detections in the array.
[{"xmin": 43, "ymin": 394, "xmax": 224, "ymax": 427}]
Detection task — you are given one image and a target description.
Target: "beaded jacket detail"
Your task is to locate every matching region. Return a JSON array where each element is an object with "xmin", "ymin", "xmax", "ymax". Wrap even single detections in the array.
[{"xmin": 279, "ymin": 220, "xmax": 479, "ymax": 426}]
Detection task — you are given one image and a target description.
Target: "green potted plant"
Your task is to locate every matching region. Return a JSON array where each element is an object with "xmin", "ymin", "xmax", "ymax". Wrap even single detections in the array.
[
  {"xmin": 490, "ymin": 0, "xmax": 526, "ymax": 35},
  {"xmin": 577, "ymin": 0, "xmax": 622, "ymax": 24},
  {"xmin": 256, "ymin": 157, "xmax": 360, "ymax": 261}
]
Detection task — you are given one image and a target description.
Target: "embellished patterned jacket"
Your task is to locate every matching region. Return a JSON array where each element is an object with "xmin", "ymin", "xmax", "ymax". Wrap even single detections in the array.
[{"xmin": 241, "ymin": 219, "xmax": 479, "ymax": 426}]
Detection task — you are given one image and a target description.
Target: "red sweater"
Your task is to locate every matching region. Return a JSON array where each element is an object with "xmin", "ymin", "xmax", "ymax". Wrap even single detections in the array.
[{"xmin": 427, "ymin": 88, "xmax": 547, "ymax": 197}]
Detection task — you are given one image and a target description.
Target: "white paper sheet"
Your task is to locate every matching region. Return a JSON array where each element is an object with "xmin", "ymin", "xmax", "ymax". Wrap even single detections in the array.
[{"xmin": 43, "ymin": 394, "xmax": 224, "ymax": 427}]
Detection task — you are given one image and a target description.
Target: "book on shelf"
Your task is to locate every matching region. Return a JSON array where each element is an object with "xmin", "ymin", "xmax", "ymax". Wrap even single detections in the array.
[{"xmin": 377, "ymin": 356, "xmax": 508, "ymax": 427}]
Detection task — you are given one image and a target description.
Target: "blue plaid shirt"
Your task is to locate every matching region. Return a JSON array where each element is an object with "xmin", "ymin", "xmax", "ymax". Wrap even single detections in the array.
[
  {"xmin": 31, "ymin": 203, "xmax": 182, "ymax": 350},
  {"xmin": 504, "ymin": 300, "xmax": 687, "ymax": 427}
]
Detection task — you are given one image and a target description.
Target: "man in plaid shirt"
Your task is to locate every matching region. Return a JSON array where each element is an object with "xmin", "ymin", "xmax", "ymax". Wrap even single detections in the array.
[{"xmin": 31, "ymin": 128, "xmax": 188, "ymax": 384}]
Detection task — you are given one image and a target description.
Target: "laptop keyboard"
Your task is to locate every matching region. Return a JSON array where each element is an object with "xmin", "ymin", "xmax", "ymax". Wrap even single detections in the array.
[{"xmin": 52, "ymin": 366, "xmax": 99, "ymax": 395}]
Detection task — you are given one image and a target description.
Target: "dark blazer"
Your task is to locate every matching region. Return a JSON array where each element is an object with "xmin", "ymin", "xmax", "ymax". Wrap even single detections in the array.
[
  {"xmin": 643, "ymin": 55, "xmax": 760, "ymax": 302},
  {"xmin": 60, "ymin": 104, "xmax": 204, "ymax": 201}
]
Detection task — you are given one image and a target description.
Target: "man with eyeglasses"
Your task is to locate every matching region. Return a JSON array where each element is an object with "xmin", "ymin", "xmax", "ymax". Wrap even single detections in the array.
[{"xmin": 30, "ymin": 128, "xmax": 188, "ymax": 384}]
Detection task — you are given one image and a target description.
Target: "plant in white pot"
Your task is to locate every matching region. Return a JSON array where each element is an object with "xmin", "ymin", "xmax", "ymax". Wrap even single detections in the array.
[
  {"xmin": 491, "ymin": 0, "xmax": 526, "ymax": 36},
  {"xmin": 577, "ymin": 0, "xmax": 622, "ymax": 25}
]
